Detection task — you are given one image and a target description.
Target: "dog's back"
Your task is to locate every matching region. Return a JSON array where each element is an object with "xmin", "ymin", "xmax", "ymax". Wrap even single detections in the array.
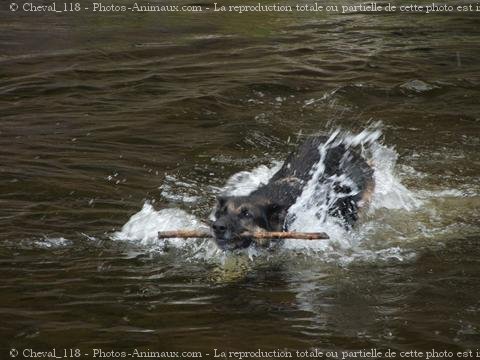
[{"xmin": 253, "ymin": 135, "xmax": 374, "ymax": 227}]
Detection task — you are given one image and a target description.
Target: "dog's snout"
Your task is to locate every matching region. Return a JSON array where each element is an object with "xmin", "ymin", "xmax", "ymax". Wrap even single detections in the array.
[
  {"xmin": 212, "ymin": 220, "xmax": 227, "ymax": 233},
  {"xmin": 213, "ymin": 223, "xmax": 226, "ymax": 232}
]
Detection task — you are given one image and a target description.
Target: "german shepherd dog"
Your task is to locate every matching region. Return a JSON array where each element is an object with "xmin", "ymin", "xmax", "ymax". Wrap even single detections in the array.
[{"xmin": 212, "ymin": 136, "xmax": 375, "ymax": 250}]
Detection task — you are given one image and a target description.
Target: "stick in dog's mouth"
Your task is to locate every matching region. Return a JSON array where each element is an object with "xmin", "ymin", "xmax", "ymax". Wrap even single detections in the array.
[{"xmin": 158, "ymin": 230, "xmax": 329, "ymax": 240}]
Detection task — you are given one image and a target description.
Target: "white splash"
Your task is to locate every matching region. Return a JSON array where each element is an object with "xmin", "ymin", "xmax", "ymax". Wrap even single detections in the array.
[
  {"xmin": 369, "ymin": 141, "xmax": 421, "ymax": 211},
  {"xmin": 220, "ymin": 162, "xmax": 282, "ymax": 196},
  {"xmin": 278, "ymin": 126, "xmax": 423, "ymax": 259},
  {"xmin": 34, "ymin": 237, "xmax": 72, "ymax": 249},
  {"xmin": 112, "ymin": 203, "xmax": 209, "ymax": 250},
  {"xmin": 285, "ymin": 127, "xmax": 419, "ymax": 237}
]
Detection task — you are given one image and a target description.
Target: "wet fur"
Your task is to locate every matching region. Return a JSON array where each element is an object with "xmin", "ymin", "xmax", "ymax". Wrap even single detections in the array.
[{"xmin": 212, "ymin": 136, "xmax": 375, "ymax": 250}]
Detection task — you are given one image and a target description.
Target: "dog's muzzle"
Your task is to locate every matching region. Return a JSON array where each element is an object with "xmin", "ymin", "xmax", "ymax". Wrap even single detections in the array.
[{"xmin": 212, "ymin": 219, "xmax": 252, "ymax": 250}]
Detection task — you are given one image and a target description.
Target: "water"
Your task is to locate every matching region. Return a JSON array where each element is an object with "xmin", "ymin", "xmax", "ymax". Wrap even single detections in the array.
[{"xmin": 1, "ymin": 0, "xmax": 480, "ymax": 357}]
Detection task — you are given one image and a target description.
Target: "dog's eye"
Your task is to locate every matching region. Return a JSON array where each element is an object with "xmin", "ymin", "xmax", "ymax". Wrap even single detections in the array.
[{"xmin": 241, "ymin": 209, "xmax": 253, "ymax": 218}]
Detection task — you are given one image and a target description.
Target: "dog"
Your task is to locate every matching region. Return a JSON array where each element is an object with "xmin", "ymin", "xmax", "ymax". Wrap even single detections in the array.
[{"xmin": 211, "ymin": 135, "xmax": 375, "ymax": 250}]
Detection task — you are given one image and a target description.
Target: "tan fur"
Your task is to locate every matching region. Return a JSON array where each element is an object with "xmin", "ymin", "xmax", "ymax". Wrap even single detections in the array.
[
  {"xmin": 274, "ymin": 176, "xmax": 302, "ymax": 185},
  {"xmin": 227, "ymin": 202, "xmax": 238, "ymax": 214},
  {"xmin": 356, "ymin": 178, "xmax": 375, "ymax": 221},
  {"xmin": 359, "ymin": 179, "xmax": 375, "ymax": 208}
]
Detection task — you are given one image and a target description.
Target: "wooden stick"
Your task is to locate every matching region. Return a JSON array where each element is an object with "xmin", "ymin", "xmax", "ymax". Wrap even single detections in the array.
[
  {"xmin": 158, "ymin": 230, "xmax": 211, "ymax": 239},
  {"xmin": 243, "ymin": 231, "xmax": 329, "ymax": 240},
  {"xmin": 158, "ymin": 230, "xmax": 329, "ymax": 240}
]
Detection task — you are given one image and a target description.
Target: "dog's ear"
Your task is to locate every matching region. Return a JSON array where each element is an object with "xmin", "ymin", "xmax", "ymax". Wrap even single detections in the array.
[
  {"xmin": 265, "ymin": 203, "xmax": 287, "ymax": 230},
  {"xmin": 216, "ymin": 195, "xmax": 229, "ymax": 209},
  {"xmin": 213, "ymin": 196, "xmax": 229, "ymax": 219}
]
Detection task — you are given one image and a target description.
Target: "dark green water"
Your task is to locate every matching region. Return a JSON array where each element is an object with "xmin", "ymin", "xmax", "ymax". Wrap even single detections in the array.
[{"xmin": 1, "ymin": 0, "xmax": 479, "ymax": 359}]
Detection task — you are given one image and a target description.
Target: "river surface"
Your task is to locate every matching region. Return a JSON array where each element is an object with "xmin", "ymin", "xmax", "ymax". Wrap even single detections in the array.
[{"xmin": 1, "ymin": 0, "xmax": 480, "ymax": 358}]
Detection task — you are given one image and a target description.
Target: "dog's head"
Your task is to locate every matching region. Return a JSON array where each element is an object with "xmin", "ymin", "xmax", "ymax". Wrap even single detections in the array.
[{"xmin": 211, "ymin": 195, "xmax": 287, "ymax": 250}]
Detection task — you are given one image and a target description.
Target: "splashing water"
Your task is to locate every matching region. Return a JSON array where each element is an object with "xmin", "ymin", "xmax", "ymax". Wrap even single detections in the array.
[
  {"xmin": 113, "ymin": 203, "xmax": 210, "ymax": 251},
  {"xmin": 219, "ymin": 162, "xmax": 282, "ymax": 197},
  {"xmin": 369, "ymin": 142, "xmax": 422, "ymax": 211},
  {"xmin": 113, "ymin": 127, "xmax": 423, "ymax": 264},
  {"xmin": 283, "ymin": 127, "xmax": 421, "ymax": 253}
]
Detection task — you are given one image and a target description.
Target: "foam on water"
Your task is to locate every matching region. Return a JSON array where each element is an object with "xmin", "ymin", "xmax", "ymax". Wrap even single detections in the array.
[
  {"xmin": 113, "ymin": 203, "xmax": 210, "ymax": 250},
  {"xmin": 112, "ymin": 127, "xmax": 460, "ymax": 265},
  {"xmin": 159, "ymin": 174, "xmax": 201, "ymax": 203},
  {"xmin": 5, "ymin": 236, "xmax": 73, "ymax": 250}
]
